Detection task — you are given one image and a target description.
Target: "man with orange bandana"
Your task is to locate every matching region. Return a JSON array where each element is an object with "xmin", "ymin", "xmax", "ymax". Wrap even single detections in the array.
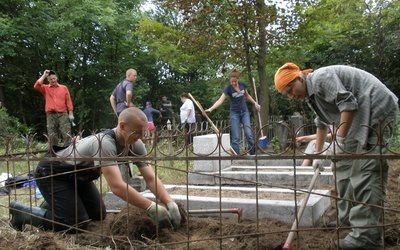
[{"xmin": 274, "ymin": 63, "xmax": 398, "ymax": 250}]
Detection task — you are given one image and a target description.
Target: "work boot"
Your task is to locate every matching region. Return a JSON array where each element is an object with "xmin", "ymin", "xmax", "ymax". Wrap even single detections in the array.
[
  {"xmin": 9, "ymin": 201, "xmax": 46, "ymax": 231},
  {"xmin": 39, "ymin": 200, "xmax": 50, "ymax": 210}
]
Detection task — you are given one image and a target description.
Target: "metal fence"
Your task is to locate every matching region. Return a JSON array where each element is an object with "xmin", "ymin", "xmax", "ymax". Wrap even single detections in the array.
[{"xmin": 1, "ymin": 119, "xmax": 400, "ymax": 249}]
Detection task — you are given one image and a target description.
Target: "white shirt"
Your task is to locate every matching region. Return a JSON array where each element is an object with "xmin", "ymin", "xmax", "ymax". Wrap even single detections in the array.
[{"xmin": 180, "ymin": 98, "xmax": 196, "ymax": 124}]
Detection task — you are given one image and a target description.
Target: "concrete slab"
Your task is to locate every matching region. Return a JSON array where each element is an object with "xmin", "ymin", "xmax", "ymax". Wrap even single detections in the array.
[
  {"xmin": 138, "ymin": 185, "xmax": 330, "ymax": 227},
  {"xmin": 231, "ymin": 158, "xmax": 331, "ymax": 167},
  {"xmin": 188, "ymin": 169, "xmax": 334, "ymax": 188},
  {"xmin": 227, "ymin": 166, "xmax": 332, "ymax": 172},
  {"xmin": 193, "ymin": 134, "xmax": 232, "ymax": 172}
]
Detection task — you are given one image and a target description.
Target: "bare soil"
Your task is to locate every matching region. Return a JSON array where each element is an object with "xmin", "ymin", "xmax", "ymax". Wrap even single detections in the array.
[{"xmin": 1, "ymin": 160, "xmax": 400, "ymax": 250}]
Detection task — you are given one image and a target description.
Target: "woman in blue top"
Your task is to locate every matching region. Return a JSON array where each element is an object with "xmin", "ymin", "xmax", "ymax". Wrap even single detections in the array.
[
  {"xmin": 205, "ymin": 69, "xmax": 261, "ymax": 155},
  {"xmin": 143, "ymin": 101, "xmax": 161, "ymax": 145}
]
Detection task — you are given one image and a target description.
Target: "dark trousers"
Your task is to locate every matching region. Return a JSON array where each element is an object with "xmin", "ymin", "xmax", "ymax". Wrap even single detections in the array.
[
  {"xmin": 35, "ymin": 167, "xmax": 106, "ymax": 233},
  {"xmin": 184, "ymin": 122, "xmax": 195, "ymax": 145}
]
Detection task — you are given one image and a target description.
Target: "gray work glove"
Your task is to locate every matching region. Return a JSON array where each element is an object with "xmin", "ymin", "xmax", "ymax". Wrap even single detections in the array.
[
  {"xmin": 254, "ymin": 102, "xmax": 261, "ymax": 112},
  {"xmin": 167, "ymin": 202, "xmax": 181, "ymax": 228},
  {"xmin": 312, "ymin": 159, "xmax": 324, "ymax": 172},
  {"xmin": 147, "ymin": 201, "xmax": 172, "ymax": 225}
]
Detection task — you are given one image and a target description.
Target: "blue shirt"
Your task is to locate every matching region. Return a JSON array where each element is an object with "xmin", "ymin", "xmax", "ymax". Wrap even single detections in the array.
[
  {"xmin": 223, "ymin": 81, "xmax": 248, "ymax": 112},
  {"xmin": 143, "ymin": 107, "xmax": 160, "ymax": 122}
]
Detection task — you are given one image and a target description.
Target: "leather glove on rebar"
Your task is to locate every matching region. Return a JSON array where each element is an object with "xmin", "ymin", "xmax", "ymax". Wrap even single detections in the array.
[
  {"xmin": 312, "ymin": 159, "xmax": 324, "ymax": 172},
  {"xmin": 147, "ymin": 202, "xmax": 172, "ymax": 225},
  {"xmin": 167, "ymin": 202, "xmax": 181, "ymax": 228}
]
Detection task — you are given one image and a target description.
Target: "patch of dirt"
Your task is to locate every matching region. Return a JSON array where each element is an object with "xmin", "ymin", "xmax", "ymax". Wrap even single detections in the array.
[{"xmin": 1, "ymin": 161, "xmax": 400, "ymax": 249}]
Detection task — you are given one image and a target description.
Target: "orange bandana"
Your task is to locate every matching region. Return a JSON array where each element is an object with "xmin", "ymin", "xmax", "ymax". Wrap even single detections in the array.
[{"xmin": 274, "ymin": 63, "xmax": 313, "ymax": 93}]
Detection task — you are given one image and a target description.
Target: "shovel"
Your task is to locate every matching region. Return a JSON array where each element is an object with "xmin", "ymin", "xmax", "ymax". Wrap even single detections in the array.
[
  {"xmin": 188, "ymin": 93, "xmax": 237, "ymax": 155},
  {"xmin": 252, "ymin": 78, "xmax": 269, "ymax": 148}
]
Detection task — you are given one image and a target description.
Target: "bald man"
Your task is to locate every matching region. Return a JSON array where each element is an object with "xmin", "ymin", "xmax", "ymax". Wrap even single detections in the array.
[
  {"xmin": 110, "ymin": 69, "xmax": 137, "ymax": 117},
  {"xmin": 274, "ymin": 63, "xmax": 398, "ymax": 250},
  {"xmin": 10, "ymin": 107, "xmax": 181, "ymax": 233}
]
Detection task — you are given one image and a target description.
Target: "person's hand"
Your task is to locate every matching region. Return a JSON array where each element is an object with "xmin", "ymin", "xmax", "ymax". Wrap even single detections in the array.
[
  {"xmin": 147, "ymin": 201, "xmax": 172, "ymax": 225},
  {"xmin": 312, "ymin": 159, "xmax": 324, "ymax": 172},
  {"xmin": 124, "ymin": 101, "xmax": 134, "ymax": 107},
  {"xmin": 296, "ymin": 135, "xmax": 312, "ymax": 143},
  {"xmin": 68, "ymin": 113, "xmax": 75, "ymax": 122},
  {"xmin": 335, "ymin": 135, "xmax": 345, "ymax": 154},
  {"xmin": 167, "ymin": 202, "xmax": 181, "ymax": 228},
  {"xmin": 326, "ymin": 135, "xmax": 345, "ymax": 154},
  {"xmin": 69, "ymin": 113, "xmax": 76, "ymax": 127},
  {"xmin": 254, "ymin": 102, "xmax": 261, "ymax": 112},
  {"xmin": 205, "ymin": 108, "xmax": 212, "ymax": 114}
]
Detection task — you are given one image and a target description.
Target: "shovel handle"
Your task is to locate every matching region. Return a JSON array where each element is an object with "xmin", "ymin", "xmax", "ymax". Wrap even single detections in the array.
[
  {"xmin": 188, "ymin": 93, "xmax": 238, "ymax": 155},
  {"xmin": 283, "ymin": 167, "xmax": 321, "ymax": 250},
  {"xmin": 188, "ymin": 93, "xmax": 219, "ymax": 134},
  {"xmin": 252, "ymin": 78, "xmax": 264, "ymax": 137}
]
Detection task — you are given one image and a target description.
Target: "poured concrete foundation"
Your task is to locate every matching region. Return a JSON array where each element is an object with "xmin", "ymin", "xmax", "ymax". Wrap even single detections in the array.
[
  {"xmin": 188, "ymin": 166, "xmax": 334, "ymax": 188},
  {"xmin": 104, "ymin": 145, "xmax": 333, "ymax": 228},
  {"xmin": 104, "ymin": 184, "xmax": 330, "ymax": 227}
]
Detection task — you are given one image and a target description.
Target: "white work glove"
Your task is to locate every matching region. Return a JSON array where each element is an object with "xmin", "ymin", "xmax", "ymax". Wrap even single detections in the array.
[
  {"xmin": 167, "ymin": 202, "xmax": 181, "ymax": 228},
  {"xmin": 147, "ymin": 201, "xmax": 172, "ymax": 226},
  {"xmin": 254, "ymin": 102, "xmax": 261, "ymax": 112},
  {"xmin": 326, "ymin": 135, "xmax": 345, "ymax": 155},
  {"xmin": 312, "ymin": 159, "xmax": 324, "ymax": 172},
  {"xmin": 68, "ymin": 113, "xmax": 75, "ymax": 122},
  {"xmin": 205, "ymin": 108, "xmax": 212, "ymax": 114},
  {"xmin": 68, "ymin": 113, "xmax": 76, "ymax": 126},
  {"xmin": 335, "ymin": 135, "xmax": 345, "ymax": 154}
]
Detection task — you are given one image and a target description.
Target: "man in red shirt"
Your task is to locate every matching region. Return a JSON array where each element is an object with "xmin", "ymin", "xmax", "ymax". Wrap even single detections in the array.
[{"xmin": 34, "ymin": 70, "xmax": 75, "ymax": 145}]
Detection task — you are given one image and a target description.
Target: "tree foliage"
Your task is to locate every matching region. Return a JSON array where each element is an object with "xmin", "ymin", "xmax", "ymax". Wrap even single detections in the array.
[{"xmin": 0, "ymin": 0, "xmax": 399, "ymax": 139}]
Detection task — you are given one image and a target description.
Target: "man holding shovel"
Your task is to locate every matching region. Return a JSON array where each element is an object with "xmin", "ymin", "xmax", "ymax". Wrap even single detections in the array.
[{"xmin": 274, "ymin": 62, "xmax": 398, "ymax": 250}]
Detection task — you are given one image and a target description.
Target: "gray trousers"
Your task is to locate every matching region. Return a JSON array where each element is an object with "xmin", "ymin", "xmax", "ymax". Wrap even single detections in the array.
[{"xmin": 336, "ymin": 109, "xmax": 397, "ymax": 249}]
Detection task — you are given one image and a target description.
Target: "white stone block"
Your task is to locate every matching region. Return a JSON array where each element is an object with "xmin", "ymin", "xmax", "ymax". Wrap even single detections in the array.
[{"xmin": 193, "ymin": 134, "xmax": 231, "ymax": 172}]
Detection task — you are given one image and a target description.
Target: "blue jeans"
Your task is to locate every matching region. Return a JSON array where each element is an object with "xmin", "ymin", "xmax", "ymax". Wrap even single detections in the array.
[{"xmin": 230, "ymin": 110, "xmax": 255, "ymax": 155}]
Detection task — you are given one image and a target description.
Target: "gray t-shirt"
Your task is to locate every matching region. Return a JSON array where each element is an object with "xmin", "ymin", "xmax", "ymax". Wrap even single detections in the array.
[
  {"xmin": 112, "ymin": 79, "xmax": 133, "ymax": 114},
  {"xmin": 305, "ymin": 65, "xmax": 398, "ymax": 146},
  {"xmin": 56, "ymin": 128, "xmax": 147, "ymax": 169}
]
